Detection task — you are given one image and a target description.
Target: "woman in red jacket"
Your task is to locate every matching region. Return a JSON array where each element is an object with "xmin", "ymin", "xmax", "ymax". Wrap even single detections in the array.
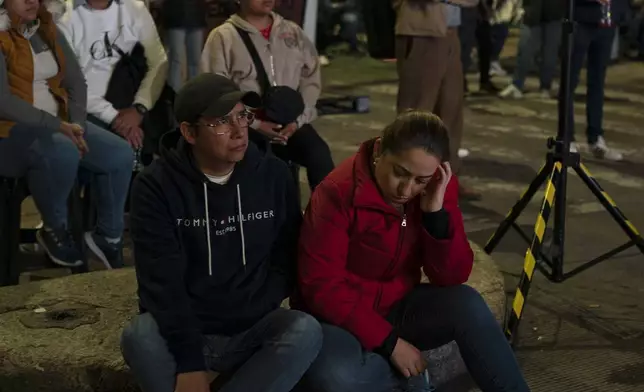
[{"xmin": 295, "ymin": 110, "xmax": 529, "ymax": 392}]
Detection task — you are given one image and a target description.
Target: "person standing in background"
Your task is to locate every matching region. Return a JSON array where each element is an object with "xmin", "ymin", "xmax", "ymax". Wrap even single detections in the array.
[
  {"xmin": 499, "ymin": 0, "xmax": 564, "ymax": 99},
  {"xmin": 567, "ymin": 0, "xmax": 629, "ymax": 161},
  {"xmin": 155, "ymin": 0, "xmax": 208, "ymax": 91},
  {"xmin": 393, "ymin": 0, "xmax": 480, "ymax": 199},
  {"xmin": 460, "ymin": 0, "xmax": 502, "ymax": 95},
  {"xmin": 487, "ymin": 0, "xmax": 520, "ymax": 76}
]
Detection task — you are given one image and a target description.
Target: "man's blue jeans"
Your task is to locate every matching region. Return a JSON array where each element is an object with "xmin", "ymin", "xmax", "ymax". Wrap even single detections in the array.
[
  {"xmin": 301, "ymin": 285, "xmax": 530, "ymax": 392},
  {"xmin": 512, "ymin": 21, "xmax": 562, "ymax": 91},
  {"xmin": 0, "ymin": 122, "xmax": 133, "ymax": 238},
  {"xmin": 120, "ymin": 308, "xmax": 323, "ymax": 392}
]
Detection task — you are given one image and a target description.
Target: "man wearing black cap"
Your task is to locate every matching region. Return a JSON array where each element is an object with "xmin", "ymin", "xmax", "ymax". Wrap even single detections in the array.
[{"xmin": 120, "ymin": 73, "xmax": 323, "ymax": 392}]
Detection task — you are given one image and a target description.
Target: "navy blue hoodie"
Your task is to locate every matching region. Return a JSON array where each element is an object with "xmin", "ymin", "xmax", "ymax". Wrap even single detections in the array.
[{"xmin": 129, "ymin": 130, "xmax": 302, "ymax": 373}]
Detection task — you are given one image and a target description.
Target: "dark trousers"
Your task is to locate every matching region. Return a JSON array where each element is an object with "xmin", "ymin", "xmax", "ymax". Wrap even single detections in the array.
[
  {"xmin": 301, "ymin": 285, "xmax": 530, "ymax": 392},
  {"xmin": 257, "ymin": 124, "xmax": 335, "ymax": 191},
  {"xmin": 396, "ymin": 30, "xmax": 464, "ymax": 173},
  {"xmin": 566, "ymin": 24, "xmax": 616, "ymax": 144},
  {"xmin": 490, "ymin": 23, "xmax": 510, "ymax": 62},
  {"xmin": 460, "ymin": 9, "xmax": 493, "ymax": 86}
]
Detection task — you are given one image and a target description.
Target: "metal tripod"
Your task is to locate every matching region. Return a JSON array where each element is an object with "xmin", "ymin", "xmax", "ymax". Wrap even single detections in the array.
[{"xmin": 483, "ymin": 0, "xmax": 644, "ymax": 346}]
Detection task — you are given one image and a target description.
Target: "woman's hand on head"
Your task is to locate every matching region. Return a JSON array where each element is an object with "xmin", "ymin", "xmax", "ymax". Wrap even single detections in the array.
[{"xmin": 420, "ymin": 162, "xmax": 452, "ymax": 213}]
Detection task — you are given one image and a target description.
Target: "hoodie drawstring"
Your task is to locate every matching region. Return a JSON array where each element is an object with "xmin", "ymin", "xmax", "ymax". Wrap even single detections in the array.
[
  {"xmin": 203, "ymin": 183, "xmax": 213, "ymax": 276},
  {"xmin": 202, "ymin": 183, "xmax": 248, "ymax": 275},
  {"xmin": 236, "ymin": 184, "xmax": 247, "ymax": 268}
]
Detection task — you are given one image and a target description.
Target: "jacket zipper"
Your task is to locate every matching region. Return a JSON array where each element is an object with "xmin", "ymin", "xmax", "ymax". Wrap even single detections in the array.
[
  {"xmin": 266, "ymin": 42, "xmax": 277, "ymax": 86},
  {"xmin": 381, "ymin": 212, "xmax": 408, "ymax": 282}
]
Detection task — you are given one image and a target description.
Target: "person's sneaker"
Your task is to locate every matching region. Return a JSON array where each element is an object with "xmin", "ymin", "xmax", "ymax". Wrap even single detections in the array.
[
  {"xmin": 590, "ymin": 136, "xmax": 623, "ymax": 161},
  {"xmin": 458, "ymin": 148, "xmax": 470, "ymax": 158},
  {"xmin": 319, "ymin": 55, "xmax": 330, "ymax": 66},
  {"xmin": 489, "ymin": 61, "xmax": 507, "ymax": 77},
  {"xmin": 479, "ymin": 81, "xmax": 501, "ymax": 94},
  {"xmin": 403, "ymin": 371, "xmax": 436, "ymax": 392},
  {"xmin": 36, "ymin": 227, "xmax": 83, "ymax": 267},
  {"xmin": 539, "ymin": 89, "xmax": 554, "ymax": 99},
  {"xmin": 499, "ymin": 84, "xmax": 523, "ymax": 99},
  {"xmin": 84, "ymin": 231, "xmax": 124, "ymax": 269}
]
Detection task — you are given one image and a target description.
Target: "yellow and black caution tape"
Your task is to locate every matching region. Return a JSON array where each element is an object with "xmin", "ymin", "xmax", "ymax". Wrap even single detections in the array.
[
  {"xmin": 578, "ymin": 163, "xmax": 640, "ymax": 237},
  {"xmin": 505, "ymin": 162, "xmax": 562, "ymax": 341}
]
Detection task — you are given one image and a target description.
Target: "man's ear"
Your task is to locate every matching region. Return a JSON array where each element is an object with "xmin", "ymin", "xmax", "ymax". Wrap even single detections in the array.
[{"xmin": 179, "ymin": 122, "xmax": 198, "ymax": 145}]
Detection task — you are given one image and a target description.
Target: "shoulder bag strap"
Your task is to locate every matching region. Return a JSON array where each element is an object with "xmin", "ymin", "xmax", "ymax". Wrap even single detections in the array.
[{"xmin": 233, "ymin": 25, "xmax": 271, "ymax": 94}]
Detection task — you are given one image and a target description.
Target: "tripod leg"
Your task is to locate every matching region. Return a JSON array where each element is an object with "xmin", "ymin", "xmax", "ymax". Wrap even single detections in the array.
[
  {"xmin": 485, "ymin": 161, "xmax": 553, "ymax": 254},
  {"xmin": 574, "ymin": 163, "xmax": 644, "ymax": 254},
  {"xmin": 505, "ymin": 163, "xmax": 562, "ymax": 345}
]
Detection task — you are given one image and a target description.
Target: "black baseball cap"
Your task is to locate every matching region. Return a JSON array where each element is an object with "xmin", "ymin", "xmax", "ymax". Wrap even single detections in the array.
[{"xmin": 174, "ymin": 73, "xmax": 262, "ymax": 124}]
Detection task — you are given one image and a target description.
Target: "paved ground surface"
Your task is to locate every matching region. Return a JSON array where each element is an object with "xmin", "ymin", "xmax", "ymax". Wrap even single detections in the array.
[{"xmin": 15, "ymin": 31, "xmax": 644, "ymax": 391}]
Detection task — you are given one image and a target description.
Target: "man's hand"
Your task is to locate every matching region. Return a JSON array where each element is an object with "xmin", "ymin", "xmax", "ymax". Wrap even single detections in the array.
[
  {"xmin": 279, "ymin": 122, "xmax": 298, "ymax": 140},
  {"xmin": 113, "ymin": 107, "xmax": 143, "ymax": 134},
  {"xmin": 123, "ymin": 126, "xmax": 144, "ymax": 149},
  {"xmin": 390, "ymin": 338, "xmax": 427, "ymax": 378},
  {"xmin": 59, "ymin": 121, "xmax": 89, "ymax": 156},
  {"xmin": 256, "ymin": 120, "xmax": 287, "ymax": 144},
  {"xmin": 174, "ymin": 371, "xmax": 210, "ymax": 392},
  {"xmin": 420, "ymin": 162, "xmax": 452, "ymax": 213}
]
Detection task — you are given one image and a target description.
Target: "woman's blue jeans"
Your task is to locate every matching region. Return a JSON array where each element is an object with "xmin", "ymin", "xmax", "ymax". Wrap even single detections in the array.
[
  {"xmin": 301, "ymin": 285, "xmax": 530, "ymax": 392},
  {"xmin": 0, "ymin": 122, "xmax": 133, "ymax": 238}
]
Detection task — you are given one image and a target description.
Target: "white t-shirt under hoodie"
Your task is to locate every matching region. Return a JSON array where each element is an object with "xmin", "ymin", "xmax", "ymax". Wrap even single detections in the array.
[{"xmin": 58, "ymin": 0, "xmax": 168, "ymax": 125}]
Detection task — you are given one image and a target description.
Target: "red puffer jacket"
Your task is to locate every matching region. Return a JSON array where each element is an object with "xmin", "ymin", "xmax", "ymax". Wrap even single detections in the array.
[{"xmin": 295, "ymin": 139, "xmax": 474, "ymax": 351}]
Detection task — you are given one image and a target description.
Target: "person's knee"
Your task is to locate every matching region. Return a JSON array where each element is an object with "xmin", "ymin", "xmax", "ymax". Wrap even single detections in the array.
[
  {"xmin": 452, "ymin": 285, "xmax": 495, "ymax": 322},
  {"xmin": 41, "ymin": 134, "xmax": 81, "ymax": 169},
  {"xmin": 113, "ymin": 137, "xmax": 135, "ymax": 172},
  {"xmin": 87, "ymin": 124, "xmax": 135, "ymax": 173},
  {"xmin": 120, "ymin": 313, "xmax": 169, "ymax": 365},
  {"xmin": 306, "ymin": 348, "xmax": 364, "ymax": 392},
  {"xmin": 280, "ymin": 310, "xmax": 323, "ymax": 356},
  {"xmin": 305, "ymin": 324, "xmax": 384, "ymax": 392}
]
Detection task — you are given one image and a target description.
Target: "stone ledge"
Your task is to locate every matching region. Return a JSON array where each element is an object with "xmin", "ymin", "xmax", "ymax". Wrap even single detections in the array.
[{"xmin": 0, "ymin": 241, "xmax": 504, "ymax": 392}]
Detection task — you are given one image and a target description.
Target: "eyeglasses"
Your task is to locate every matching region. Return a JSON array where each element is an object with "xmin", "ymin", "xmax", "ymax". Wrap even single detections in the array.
[{"xmin": 196, "ymin": 109, "xmax": 256, "ymax": 135}]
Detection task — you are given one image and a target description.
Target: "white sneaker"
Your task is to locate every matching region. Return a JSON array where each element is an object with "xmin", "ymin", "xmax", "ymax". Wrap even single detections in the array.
[
  {"xmin": 539, "ymin": 89, "xmax": 554, "ymax": 99},
  {"xmin": 319, "ymin": 55, "xmax": 330, "ymax": 66},
  {"xmin": 569, "ymin": 142, "xmax": 580, "ymax": 153},
  {"xmin": 489, "ymin": 61, "xmax": 507, "ymax": 77},
  {"xmin": 590, "ymin": 136, "xmax": 623, "ymax": 161},
  {"xmin": 499, "ymin": 84, "xmax": 523, "ymax": 99},
  {"xmin": 458, "ymin": 148, "xmax": 470, "ymax": 158}
]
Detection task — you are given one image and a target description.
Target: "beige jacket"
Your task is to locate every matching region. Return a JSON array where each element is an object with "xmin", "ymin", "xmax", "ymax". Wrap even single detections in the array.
[
  {"xmin": 393, "ymin": 0, "xmax": 479, "ymax": 38},
  {"xmin": 201, "ymin": 13, "xmax": 321, "ymax": 127}
]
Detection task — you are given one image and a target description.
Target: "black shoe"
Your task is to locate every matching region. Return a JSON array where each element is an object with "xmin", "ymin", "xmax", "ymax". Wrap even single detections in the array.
[
  {"xmin": 36, "ymin": 227, "xmax": 84, "ymax": 267},
  {"xmin": 479, "ymin": 81, "xmax": 501, "ymax": 94},
  {"xmin": 84, "ymin": 231, "xmax": 124, "ymax": 269}
]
